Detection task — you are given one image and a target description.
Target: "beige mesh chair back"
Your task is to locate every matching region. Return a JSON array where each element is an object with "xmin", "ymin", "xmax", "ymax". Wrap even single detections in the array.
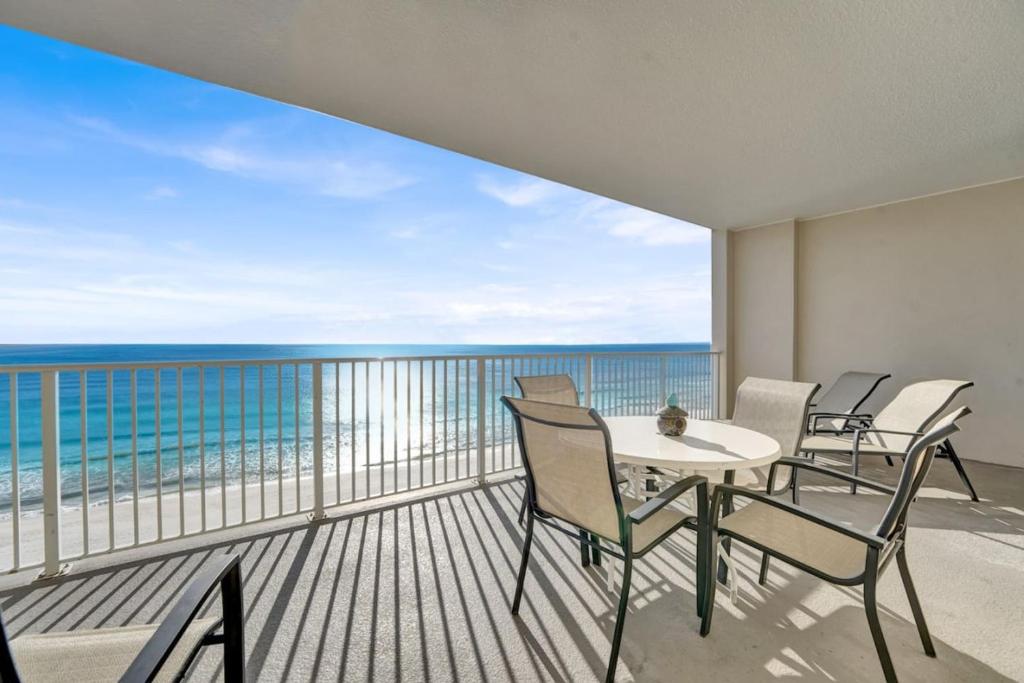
[
  {"xmin": 810, "ymin": 371, "xmax": 891, "ymax": 433},
  {"xmin": 731, "ymin": 377, "xmax": 820, "ymax": 488},
  {"xmin": 870, "ymin": 379, "xmax": 973, "ymax": 452},
  {"xmin": 876, "ymin": 406, "xmax": 971, "ymax": 540},
  {"xmin": 503, "ymin": 396, "xmax": 622, "ymax": 540},
  {"xmin": 514, "ymin": 374, "xmax": 580, "ymax": 406}
]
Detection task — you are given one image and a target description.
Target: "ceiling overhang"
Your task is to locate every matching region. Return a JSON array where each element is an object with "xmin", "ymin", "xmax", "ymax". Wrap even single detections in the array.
[{"xmin": 2, "ymin": 1, "xmax": 1023, "ymax": 229}]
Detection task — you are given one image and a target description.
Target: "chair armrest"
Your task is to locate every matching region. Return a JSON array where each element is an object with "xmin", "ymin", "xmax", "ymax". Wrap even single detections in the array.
[
  {"xmin": 770, "ymin": 457, "xmax": 897, "ymax": 494},
  {"xmin": 120, "ymin": 554, "xmax": 243, "ymax": 683},
  {"xmin": 852, "ymin": 427, "xmax": 924, "ymax": 454},
  {"xmin": 628, "ymin": 475, "xmax": 707, "ymax": 525},
  {"xmin": 808, "ymin": 412, "xmax": 873, "ymax": 420},
  {"xmin": 854, "ymin": 428, "xmax": 923, "ymax": 439},
  {"xmin": 808, "ymin": 412, "xmax": 873, "ymax": 433},
  {"xmin": 712, "ymin": 484, "xmax": 886, "ymax": 549}
]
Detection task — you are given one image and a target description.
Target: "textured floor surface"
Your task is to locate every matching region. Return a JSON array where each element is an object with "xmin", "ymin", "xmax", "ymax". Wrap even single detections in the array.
[{"xmin": 1, "ymin": 457, "xmax": 1021, "ymax": 682}]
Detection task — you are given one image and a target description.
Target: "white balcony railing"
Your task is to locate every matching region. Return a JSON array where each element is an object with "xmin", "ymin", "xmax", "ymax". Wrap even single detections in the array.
[{"xmin": 0, "ymin": 350, "xmax": 720, "ymax": 577}]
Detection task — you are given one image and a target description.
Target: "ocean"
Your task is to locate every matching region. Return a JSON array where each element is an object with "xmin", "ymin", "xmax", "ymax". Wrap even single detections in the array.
[{"xmin": 0, "ymin": 343, "xmax": 712, "ymax": 510}]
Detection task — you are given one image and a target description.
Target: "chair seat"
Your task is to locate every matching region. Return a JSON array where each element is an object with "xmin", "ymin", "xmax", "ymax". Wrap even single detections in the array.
[
  {"xmin": 621, "ymin": 495, "xmax": 690, "ymax": 553},
  {"xmin": 10, "ymin": 617, "xmax": 220, "ymax": 683},
  {"xmin": 801, "ymin": 433, "xmax": 904, "ymax": 456},
  {"xmin": 718, "ymin": 500, "xmax": 868, "ymax": 579}
]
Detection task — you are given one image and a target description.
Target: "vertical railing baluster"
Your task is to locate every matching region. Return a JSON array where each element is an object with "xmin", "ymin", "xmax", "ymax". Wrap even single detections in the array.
[
  {"xmin": 240, "ymin": 365, "xmax": 246, "ymax": 524},
  {"xmin": 294, "ymin": 363, "xmax": 301, "ymax": 508},
  {"xmin": 311, "ymin": 361, "xmax": 325, "ymax": 519},
  {"xmin": 443, "ymin": 360, "xmax": 449, "ymax": 483},
  {"xmin": 336, "ymin": 362, "xmax": 341, "ymax": 504},
  {"xmin": 199, "ymin": 367, "xmax": 206, "ymax": 532},
  {"xmin": 177, "ymin": 367, "xmax": 184, "ymax": 535},
  {"xmin": 38, "ymin": 370, "xmax": 67, "ymax": 579},
  {"xmin": 106, "ymin": 370, "xmax": 114, "ymax": 548},
  {"xmin": 130, "ymin": 368, "xmax": 139, "ymax": 545},
  {"xmin": 155, "ymin": 369, "xmax": 162, "ymax": 539},
  {"xmin": 219, "ymin": 367, "xmax": 226, "ymax": 528},
  {"xmin": 393, "ymin": 360, "xmax": 399, "ymax": 493},
  {"xmin": 259, "ymin": 365, "xmax": 266, "ymax": 520},
  {"xmin": 364, "ymin": 362, "xmax": 370, "ymax": 498},
  {"xmin": 419, "ymin": 360, "xmax": 425, "ymax": 489},
  {"xmin": 476, "ymin": 357, "xmax": 486, "ymax": 485},
  {"xmin": 351, "ymin": 362, "xmax": 356, "ymax": 501},
  {"xmin": 431, "ymin": 360, "xmax": 437, "ymax": 485},
  {"xmin": 79, "ymin": 371, "xmax": 89, "ymax": 556},
  {"xmin": 277, "ymin": 364, "xmax": 284, "ymax": 515},
  {"xmin": 454, "ymin": 359, "xmax": 460, "ymax": 480},
  {"xmin": 584, "ymin": 353, "xmax": 593, "ymax": 408},
  {"xmin": 8, "ymin": 373, "xmax": 20, "ymax": 570},
  {"xmin": 406, "ymin": 360, "xmax": 412, "ymax": 492}
]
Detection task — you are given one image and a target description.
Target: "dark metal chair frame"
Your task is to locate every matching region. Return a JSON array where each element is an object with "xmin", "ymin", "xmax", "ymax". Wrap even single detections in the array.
[
  {"xmin": 502, "ymin": 396, "xmax": 712, "ymax": 683},
  {"xmin": 705, "ymin": 407, "xmax": 970, "ymax": 683},
  {"xmin": 806, "ymin": 371, "xmax": 891, "ymax": 435},
  {"xmin": 803, "ymin": 380, "xmax": 978, "ymax": 501},
  {"xmin": 0, "ymin": 553, "xmax": 245, "ymax": 683}
]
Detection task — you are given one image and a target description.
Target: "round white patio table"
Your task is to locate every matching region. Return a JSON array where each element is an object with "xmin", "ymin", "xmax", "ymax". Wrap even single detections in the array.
[
  {"xmin": 602, "ymin": 415, "xmax": 781, "ymax": 475},
  {"xmin": 601, "ymin": 415, "xmax": 782, "ymax": 601}
]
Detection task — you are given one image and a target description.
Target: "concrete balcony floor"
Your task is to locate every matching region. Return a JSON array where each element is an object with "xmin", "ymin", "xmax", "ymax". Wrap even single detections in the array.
[{"xmin": 1, "ymin": 459, "xmax": 1021, "ymax": 682}]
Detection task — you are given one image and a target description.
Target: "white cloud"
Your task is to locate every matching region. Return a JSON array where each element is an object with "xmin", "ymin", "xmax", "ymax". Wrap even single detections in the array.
[
  {"xmin": 390, "ymin": 227, "xmax": 420, "ymax": 240},
  {"xmin": 144, "ymin": 185, "xmax": 179, "ymax": 200},
  {"xmin": 0, "ymin": 197, "xmax": 39, "ymax": 209},
  {"xmin": 595, "ymin": 204, "xmax": 709, "ymax": 246},
  {"xmin": 477, "ymin": 175, "xmax": 565, "ymax": 207},
  {"xmin": 70, "ymin": 115, "xmax": 415, "ymax": 200}
]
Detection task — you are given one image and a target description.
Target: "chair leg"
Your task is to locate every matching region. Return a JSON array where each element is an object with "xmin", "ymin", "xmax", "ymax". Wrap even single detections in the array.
[
  {"xmin": 605, "ymin": 553, "xmax": 633, "ymax": 683},
  {"xmin": 896, "ymin": 546, "xmax": 936, "ymax": 657},
  {"xmin": 695, "ymin": 523, "xmax": 706, "ymax": 619},
  {"xmin": 700, "ymin": 531, "xmax": 718, "ymax": 637},
  {"xmin": 517, "ymin": 489, "xmax": 528, "ymax": 526},
  {"xmin": 758, "ymin": 554, "xmax": 770, "ymax": 586},
  {"xmin": 884, "ymin": 455, "xmax": 894, "ymax": 467},
  {"xmin": 580, "ymin": 528, "xmax": 591, "ymax": 568},
  {"xmin": 221, "ymin": 560, "xmax": 246, "ymax": 683},
  {"xmin": 850, "ymin": 451, "xmax": 860, "ymax": 495},
  {"xmin": 512, "ymin": 514, "xmax": 535, "ymax": 615},
  {"xmin": 591, "ymin": 532, "xmax": 602, "ymax": 566},
  {"xmin": 864, "ymin": 557, "xmax": 898, "ymax": 683},
  {"xmin": 942, "ymin": 439, "xmax": 980, "ymax": 502},
  {"xmin": 717, "ymin": 470, "xmax": 735, "ymax": 583}
]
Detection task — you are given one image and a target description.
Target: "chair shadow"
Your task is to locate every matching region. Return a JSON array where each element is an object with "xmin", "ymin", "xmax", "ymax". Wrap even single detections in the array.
[{"xmin": 618, "ymin": 578, "xmax": 1016, "ymax": 682}]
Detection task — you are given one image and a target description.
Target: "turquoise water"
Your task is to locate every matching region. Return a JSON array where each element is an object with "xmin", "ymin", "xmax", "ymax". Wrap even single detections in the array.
[{"xmin": 0, "ymin": 343, "xmax": 711, "ymax": 508}]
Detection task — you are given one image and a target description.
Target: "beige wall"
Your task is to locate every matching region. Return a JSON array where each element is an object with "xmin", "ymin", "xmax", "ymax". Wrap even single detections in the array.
[
  {"xmin": 727, "ymin": 220, "xmax": 797, "ymax": 412},
  {"xmin": 726, "ymin": 177, "xmax": 1024, "ymax": 466}
]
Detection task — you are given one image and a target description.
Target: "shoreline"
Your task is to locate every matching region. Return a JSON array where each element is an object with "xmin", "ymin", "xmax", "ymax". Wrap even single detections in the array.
[{"xmin": 0, "ymin": 446, "xmax": 517, "ymax": 572}]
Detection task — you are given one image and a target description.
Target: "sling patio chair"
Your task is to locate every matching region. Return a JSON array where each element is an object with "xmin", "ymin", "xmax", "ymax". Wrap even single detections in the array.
[
  {"xmin": 513, "ymin": 374, "xmax": 630, "ymax": 526},
  {"xmin": 807, "ymin": 371, "xmax": 891, "ymax": 435},
  {"xmin": 0, "ymin": 553, "xmax": 244, "ymax": 683},
  {"xmin": 800, "ymin": 379, "xmax": 977, "ymax": 500},
  {"xmin": 704, "ymin": 406, "xmax": 971, "ymax": 683},
  {"xmin": 699, "ymin": 377, "xmax": 820, "ymax": 601},
  {"xmin": 502, "ymin": 396, "xmax": 712, "ymax": 683}
]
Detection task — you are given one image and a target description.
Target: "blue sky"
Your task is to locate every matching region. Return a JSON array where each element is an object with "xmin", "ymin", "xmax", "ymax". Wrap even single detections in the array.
[{"xmin": 0, "ymin": 25, "xmax": 710, "ymax": 344}]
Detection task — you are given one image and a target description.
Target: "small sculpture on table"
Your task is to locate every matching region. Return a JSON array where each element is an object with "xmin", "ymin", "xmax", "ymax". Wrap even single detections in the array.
[{"xmin": 656, "ymin": 393, "xmax": 688, "ymax": 436}]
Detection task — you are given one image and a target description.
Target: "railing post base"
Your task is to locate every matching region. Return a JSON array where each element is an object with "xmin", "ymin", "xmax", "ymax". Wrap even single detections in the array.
[
  {"xmin": 34, "ymin": 563, "xmax": 71, "ymax": 582},
  {"xmin": 306, "ymin": 511, "xmax": 328, "ymax": 522}
]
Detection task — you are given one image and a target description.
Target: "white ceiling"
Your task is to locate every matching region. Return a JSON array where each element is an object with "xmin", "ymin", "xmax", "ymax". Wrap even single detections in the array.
[{"xmin": 2, "ymin": 1, "xmax": 1023, "ymax": 229}]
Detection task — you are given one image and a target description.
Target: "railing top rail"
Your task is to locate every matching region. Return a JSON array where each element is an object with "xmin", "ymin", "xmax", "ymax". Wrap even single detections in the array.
[{"xmin": 0, "ymin": 349, "xmax": 719, "ymax": 374}]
